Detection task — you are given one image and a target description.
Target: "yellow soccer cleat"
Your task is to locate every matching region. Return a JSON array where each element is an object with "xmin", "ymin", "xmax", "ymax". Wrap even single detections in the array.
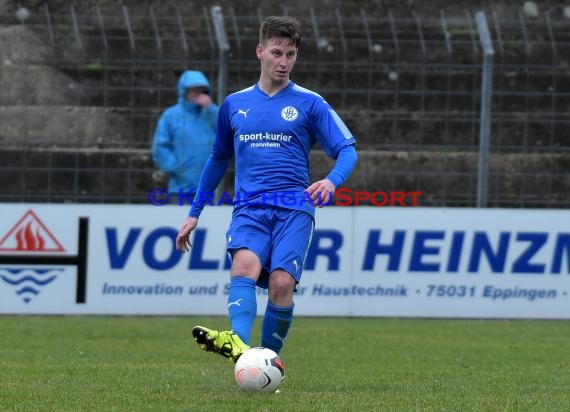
[{"xmin": 192, "ymin": 325, "xmax": 250, "ymax": 363}]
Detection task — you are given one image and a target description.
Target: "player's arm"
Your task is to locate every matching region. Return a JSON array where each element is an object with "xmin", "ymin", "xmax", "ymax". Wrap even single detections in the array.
[
  {"xmin": 175, "ymin": 153, "xmax": 229, "ymax": 252},
  {"xmin": 306, "ymin": 145, "xmax": 357, "ymax": 206},
  {"xmin": 306, "ymin": 97, "xmax": 358, "ymax": 207},
  {"xmin": 188, "ymin": 153, "xmax": 230, "ymax": 217},
  {"xmin": 176, "ymin": 101, "xmax": 233, "ymax": 252}
]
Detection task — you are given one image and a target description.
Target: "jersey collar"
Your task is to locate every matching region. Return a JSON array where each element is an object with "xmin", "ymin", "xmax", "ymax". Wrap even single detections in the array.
[{"xmin": 255, "ymin": 81, "xmax": 294, "ymax": 98}]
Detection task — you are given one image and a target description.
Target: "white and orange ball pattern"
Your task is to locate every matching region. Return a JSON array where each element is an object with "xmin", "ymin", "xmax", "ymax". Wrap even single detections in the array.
[{"xmin": 234, "ymin": 347, "xmax": 285, "ymax": 392}]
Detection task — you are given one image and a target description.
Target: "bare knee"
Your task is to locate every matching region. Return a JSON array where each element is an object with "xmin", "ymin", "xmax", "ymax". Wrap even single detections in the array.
[
  {"xmin": 230, "ymin": 249, "xmax": 262, "ymax": 280},
  {"xmin": 268, "ymin": 270, "xmax": 295, "ymax": 306}
]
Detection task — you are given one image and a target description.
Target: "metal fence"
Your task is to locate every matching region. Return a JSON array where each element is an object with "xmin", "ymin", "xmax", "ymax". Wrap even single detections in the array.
[{"xmin": 0, "ymin": 3, "xmax": 568, "ymax": 207}]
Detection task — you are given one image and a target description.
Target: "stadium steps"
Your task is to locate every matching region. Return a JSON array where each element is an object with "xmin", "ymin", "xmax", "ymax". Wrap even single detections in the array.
[
  {"xmin": 0, "ymin": 147, "xmax": 156, "ymax": 203},
  {"xmin": 338, "ymin": 109, "xmax": 569, "ymax": 151},
  {"xmin": 4, "ymin": 102, "xmax": 563, "ymax": 154},
  {"xmin": 0, "ymin": 63, "xmax": 91, "ymax": 106},
  {"xmin": 0, "ymin": 146, "xmax": 567, "ymax": 207},
  {"xmin": 1, "ymin": 2, "xmax": 568, "ymax": 208},
  {"xmin": 0, "ymin": 105, "xmax": 130, "ymax": 148},
  {"xmin": 0, "ymin": 23, "xmax": 133, "ymax": 148},
  {"xmin": 309, "ymin": 149, "xmax": 570, "ymax": 207}
]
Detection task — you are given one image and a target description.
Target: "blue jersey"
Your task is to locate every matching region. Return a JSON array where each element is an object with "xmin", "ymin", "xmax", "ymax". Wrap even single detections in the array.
[{"xmin": 213, "ymin": 82, "xmax": 356, "ymax": 216}]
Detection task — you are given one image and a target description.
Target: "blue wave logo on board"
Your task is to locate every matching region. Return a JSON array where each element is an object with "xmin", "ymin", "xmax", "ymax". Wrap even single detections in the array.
[{"xmin": 0, "ymin": 268, "xmax": 63, "ymax": 303}]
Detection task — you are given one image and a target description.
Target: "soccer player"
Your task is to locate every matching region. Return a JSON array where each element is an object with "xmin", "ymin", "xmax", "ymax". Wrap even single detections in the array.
[{"xmin": 175, "ymin": 16, "xmax": 357, "ymax": 362}]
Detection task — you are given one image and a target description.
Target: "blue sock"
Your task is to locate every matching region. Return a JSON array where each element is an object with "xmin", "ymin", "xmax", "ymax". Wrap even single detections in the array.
[
  {"xmin": 227, "ymin": 276, "xmax": 257, "ymax": 345},
  {"xmin": 261, "ymin": 300, "xmax": 294, "ymax": 354}
]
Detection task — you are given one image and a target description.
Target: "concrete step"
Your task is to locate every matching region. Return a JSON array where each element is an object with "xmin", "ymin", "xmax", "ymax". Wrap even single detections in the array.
[
  {"xmin": 0, "ymin": 64, "xmax": 87, "ymax": 105},
  {"xmin": 4, "ymin": 102, "xmax": 564, "ymax": 152},
  {"xmin": 0, "ymin": 25, "xmax": 50, "ymax": 62},
  {"xmin": 0, "ymin": 147, "xmax": 567, "ymax": 208},
  {"xmin": 0, "ymin": 147, "xmax": 156, "ymax": 202},
  {"xmin": 339, "ymin": 109, "xmax": 569, "ymax": 150},
  {"xmin": 0, "ymin": 105, "xmax": 130, "ymax": 147},
  {"xmin": 310, "ymin": 150, "xmax": 570, "ymax": 207}
]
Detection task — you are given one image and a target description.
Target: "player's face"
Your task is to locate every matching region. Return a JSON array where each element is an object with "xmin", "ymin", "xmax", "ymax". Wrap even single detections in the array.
[{"xmin": 256, "ymin": 37, "xmax": 298, "ymax": 84}]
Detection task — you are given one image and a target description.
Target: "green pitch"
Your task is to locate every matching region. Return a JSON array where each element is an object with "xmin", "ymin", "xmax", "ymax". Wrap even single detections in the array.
[{"xmin": 1, "ymin": 316, "xmax": 569, "ymax": 411}]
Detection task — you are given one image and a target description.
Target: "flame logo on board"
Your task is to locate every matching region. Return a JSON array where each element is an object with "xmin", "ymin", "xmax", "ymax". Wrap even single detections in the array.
[
  {"xmin": 0, "ymin": 210, "xmax": 65, "ymax": 252},
  {"xmin": 16, "ymin": 222, "xmax": 46, "ymax": 250}
]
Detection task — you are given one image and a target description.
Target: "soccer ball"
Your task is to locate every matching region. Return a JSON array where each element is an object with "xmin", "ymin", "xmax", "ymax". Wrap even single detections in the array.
[{"xmin": 234, "ymin": 347, "xmax": 285, "ymax": 392}]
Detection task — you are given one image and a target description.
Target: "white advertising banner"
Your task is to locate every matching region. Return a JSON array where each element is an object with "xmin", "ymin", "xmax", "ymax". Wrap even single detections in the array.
[{"xmin": 0, "ymin": 204, "xmax": 568, "ymax": 318}]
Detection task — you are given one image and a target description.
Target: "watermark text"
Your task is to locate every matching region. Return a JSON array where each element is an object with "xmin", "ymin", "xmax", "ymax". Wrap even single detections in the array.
[{"xmin": 147, "ymin": 188, "xmax": 422, "ymax": 207}]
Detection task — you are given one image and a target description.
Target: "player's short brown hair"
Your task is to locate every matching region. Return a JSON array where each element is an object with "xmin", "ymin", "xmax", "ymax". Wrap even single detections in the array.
[{"xmin": 259, "ymin": 16, "xmax": 302, "ymax": 48}]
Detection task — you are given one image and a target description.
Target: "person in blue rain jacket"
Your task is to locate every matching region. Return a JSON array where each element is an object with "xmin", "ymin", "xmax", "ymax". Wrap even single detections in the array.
[{"xmin": 152, "ymin": 70, "xmax": 219, "ymax": 202}]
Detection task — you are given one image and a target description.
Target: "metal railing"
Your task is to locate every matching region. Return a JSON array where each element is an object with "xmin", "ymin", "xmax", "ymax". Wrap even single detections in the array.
[{"xmin": 0, "ymin": 3, "xmax": 568, "ymax": 208}]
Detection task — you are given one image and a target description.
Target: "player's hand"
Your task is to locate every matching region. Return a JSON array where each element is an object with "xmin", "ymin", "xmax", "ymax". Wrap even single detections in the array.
[
  {"xmin": 306, "ymin": 179, "xmax": 336, "ymax": 208},
  {"xmin": 176, "ymin": 216, "xmax": 198, "ymax": 252}
]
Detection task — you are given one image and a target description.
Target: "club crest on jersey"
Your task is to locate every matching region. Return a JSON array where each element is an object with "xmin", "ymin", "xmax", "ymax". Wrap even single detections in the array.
[{"xmin": 281, "ymin": 106, "xmax": 298, "ymax": 121}]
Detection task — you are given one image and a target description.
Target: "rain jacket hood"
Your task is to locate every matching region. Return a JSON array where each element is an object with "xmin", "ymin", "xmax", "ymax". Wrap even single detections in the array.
[{"xmin": 178, "ymin": 70, "xmax": 212, "ymax": 108}]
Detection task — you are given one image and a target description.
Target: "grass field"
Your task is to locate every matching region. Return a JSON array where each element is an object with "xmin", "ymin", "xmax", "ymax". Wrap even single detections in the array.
[{"xmin": 1, "ymin": 316, "xmax": 569, "ymax": 411}]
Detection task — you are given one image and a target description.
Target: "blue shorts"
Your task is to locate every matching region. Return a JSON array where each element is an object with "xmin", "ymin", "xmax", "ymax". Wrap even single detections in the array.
[{"xmin": 226, "ymin": 206, "xmax": 314, "ymax": 289}]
